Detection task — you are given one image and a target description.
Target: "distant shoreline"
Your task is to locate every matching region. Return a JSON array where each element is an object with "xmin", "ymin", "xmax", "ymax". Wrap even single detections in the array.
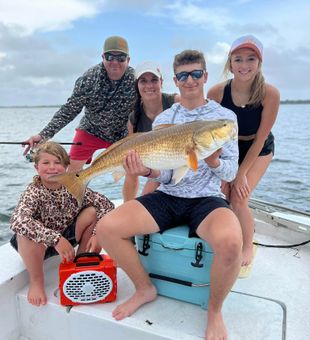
[
  {"xmin": 1, "ymin": 100, "xmax": 310, "ymax": 108},
  {"xmin": 280, "ymin": 100, "xmax": 310, "ymax": 104}
]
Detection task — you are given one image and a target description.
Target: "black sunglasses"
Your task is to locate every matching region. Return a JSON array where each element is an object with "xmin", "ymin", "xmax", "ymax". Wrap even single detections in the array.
[
  {"xmin": 175, "ymin": 69, "xmax": 204, "ymax": 82},
  {"xmin": 104, "ymin": 53, "xmax": 127, "ymax": 62}
]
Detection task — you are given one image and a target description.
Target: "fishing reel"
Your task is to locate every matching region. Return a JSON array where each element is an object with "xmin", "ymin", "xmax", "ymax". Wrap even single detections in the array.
[
  {"xmin": 25, "ymin": 149, "xmax": 35, "ymax": 162},
  {"xmin": 24, "ymin": 141, "xmax": 82, "ymax": 162}
]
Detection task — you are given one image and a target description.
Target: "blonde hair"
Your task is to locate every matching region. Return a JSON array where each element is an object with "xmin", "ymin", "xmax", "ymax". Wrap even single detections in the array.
[
  {"xmin": 33, "ymin": 141, "xmax": 70, "ymax": 167},
  {"xmin": 223, "ymin": 54, "xmax": 265, "ymax": 107}
]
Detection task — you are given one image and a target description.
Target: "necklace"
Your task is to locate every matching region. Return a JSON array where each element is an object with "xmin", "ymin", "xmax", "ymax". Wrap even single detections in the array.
[{"xmin": 231, "ymin": 80, "xmax": 249, "ymax": 108}]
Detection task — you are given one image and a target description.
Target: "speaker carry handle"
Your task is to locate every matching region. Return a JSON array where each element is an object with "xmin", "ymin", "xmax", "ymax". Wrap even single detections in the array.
[{"xmin": 73, "ymin": 252, "xmax": 104, "ymax": 267}]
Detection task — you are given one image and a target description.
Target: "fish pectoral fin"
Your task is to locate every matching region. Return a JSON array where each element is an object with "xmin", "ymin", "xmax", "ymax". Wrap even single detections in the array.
[
  {"xmin": 112, "ymin": 170, "xmax": 125, "ymax": 182},
  {"xmin": 153, "ymin": 124, "xmax": 176, "ymax": 130},
  {"xmin": 186, "ymin": 146, "xmax": 198, "ymax": 171},
  {"xmin": 172, "ymin": 166, "xmax": 189, "ymax": 184}
]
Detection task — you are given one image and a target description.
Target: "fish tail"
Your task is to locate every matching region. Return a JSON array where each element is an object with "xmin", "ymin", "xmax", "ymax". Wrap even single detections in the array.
[{"xmin": 50, "ymin": 172, "xmax": 88, "ymax": 207}]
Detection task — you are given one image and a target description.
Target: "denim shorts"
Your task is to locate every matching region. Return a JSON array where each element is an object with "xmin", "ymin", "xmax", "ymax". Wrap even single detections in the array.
[
  {"xmin": 10, "ymin": 220, "xmax": 77, "ymax": 260},
  {"xmin": 136, "ymin": 191, "xmax": 230, "ymax": 236}
]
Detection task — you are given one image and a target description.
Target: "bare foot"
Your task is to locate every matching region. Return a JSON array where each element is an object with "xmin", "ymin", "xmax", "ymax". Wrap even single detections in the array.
[
  {"xmin": 112, "ymin": 284, "xmax": 157, "ymax": 320},
  {"xmin": 205, "ymin": 309, "xmax": 227, "ymax": 340},
  {"xmin": 241, "ymin": 243, "xmax": 254, "ymax": 266},
  {"xmin": 27, "ymin": 279, "xmax": 47, "ymax": 306}
]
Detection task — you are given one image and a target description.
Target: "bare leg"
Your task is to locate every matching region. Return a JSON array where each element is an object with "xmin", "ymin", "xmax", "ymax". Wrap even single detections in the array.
[
  {"xmin": 75, "ymin": 206, "xmax": 101, "ymax": 253},
  {"xmin": 230, "ymin": 192, "xmax": 254, "ymax": 266},
  {"xmin": 196, "ymin": 208, "xmax": 242, "ymax": 340},
  {"xmin": 231, "ymin": 154, "xmax": 272, "ymax": 265},
  {"xmin": 96, "ymin": 200, "xmax": 160, "ymax": 320},
  {"xmin": 68, "ymin": 159, "xmax": 87, "ymax": 173},
  {"xmin": 17, "ymin": 235, "xmax": 47, "ymax": 306}
]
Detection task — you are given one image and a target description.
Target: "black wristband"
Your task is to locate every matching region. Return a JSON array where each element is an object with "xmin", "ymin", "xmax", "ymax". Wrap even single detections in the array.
[{"xmin": 143, "ymin": 168, "xmax": 152, "ymax": 177}]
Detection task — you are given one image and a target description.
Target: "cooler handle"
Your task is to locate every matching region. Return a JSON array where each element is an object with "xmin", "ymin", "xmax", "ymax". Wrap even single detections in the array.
[
  {"xmin": 73, "ymin": 252, "xmax": 103, "ymax": 263},
  {"xmin": 161, "ymin": 242, "xmax": 184, "ymax": 250},
  {"xmin": 149, "ymin": 273, "xmax": 210, "ymax": 287}
]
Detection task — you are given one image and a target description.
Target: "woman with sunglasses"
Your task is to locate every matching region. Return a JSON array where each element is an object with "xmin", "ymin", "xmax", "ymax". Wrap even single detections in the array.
[
  {"xmin": 122, "ymin": 61, "xmax": 180, "ymax": 201},
  {"xmin": 22, "ymin": 36, "xmax": 136, "ymax": 172},
  {"xmin": 208, "ymin": 35, "xmax": 280, "ymax": 266}
]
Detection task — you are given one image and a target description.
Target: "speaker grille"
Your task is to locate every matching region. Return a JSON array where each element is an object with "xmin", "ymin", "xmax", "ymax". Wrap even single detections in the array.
[{"xmin": 63, "ymin": 270, "xmax": 113, "ymax": 303}]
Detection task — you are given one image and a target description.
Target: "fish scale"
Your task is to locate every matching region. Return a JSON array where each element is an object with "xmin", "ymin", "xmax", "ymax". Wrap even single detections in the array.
[{"xmin": 50, "ymin": 119, "xmax": 237, "ymax": 206}]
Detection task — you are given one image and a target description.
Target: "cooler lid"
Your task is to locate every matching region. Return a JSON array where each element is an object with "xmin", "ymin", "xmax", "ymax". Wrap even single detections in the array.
[{"xmin": 147, "ymin": 225, "xmax": 213, "ymax": 253}]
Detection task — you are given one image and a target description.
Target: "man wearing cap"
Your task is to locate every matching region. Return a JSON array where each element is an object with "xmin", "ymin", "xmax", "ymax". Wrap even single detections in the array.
[{"xmin": 23, "ymin": 36, "xmax": 136, "ymax": 172}]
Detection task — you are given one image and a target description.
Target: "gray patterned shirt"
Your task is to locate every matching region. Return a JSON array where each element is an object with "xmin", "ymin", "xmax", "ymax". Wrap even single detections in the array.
[
  {"xmin": 39, "ymin": 63, "xmax": 136, "ymax": 143},
  {"xmin": 153, "ymin": 100, "xmax": 238, "ymax": 199}
]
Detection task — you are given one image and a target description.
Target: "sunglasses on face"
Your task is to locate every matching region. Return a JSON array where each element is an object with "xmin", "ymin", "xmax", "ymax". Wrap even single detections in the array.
[
  {"xmin": 104, "ymin": 53, "xmax": 127, "ymax": 62},
  {"xmin": 175, "ymin": 69, "xmax": 204, "ymax": 82}
]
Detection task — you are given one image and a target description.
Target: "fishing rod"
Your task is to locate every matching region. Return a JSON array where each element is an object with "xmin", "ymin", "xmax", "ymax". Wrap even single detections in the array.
[
  {"xmin": 21, "ymin": 141, "xmax": 83, "ymax": 162},
  {"xmin": 0, "ymin": 142, "xmax": 82, "ymax": 145}
]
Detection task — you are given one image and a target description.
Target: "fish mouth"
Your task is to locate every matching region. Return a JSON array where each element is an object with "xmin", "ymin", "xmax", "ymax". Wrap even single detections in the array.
[{"xmin": 231, "ymin": 125, "xmax": 238, "ymax": 139}]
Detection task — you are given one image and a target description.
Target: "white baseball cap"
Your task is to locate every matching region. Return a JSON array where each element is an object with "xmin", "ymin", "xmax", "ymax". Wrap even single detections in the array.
[
  {"xmin": 135, "ymin": 61, "xmax": 162, "ymax": 79},
  {"xmin": 230, "ymin": 35, "xmax": 263, "ymax": 61}
]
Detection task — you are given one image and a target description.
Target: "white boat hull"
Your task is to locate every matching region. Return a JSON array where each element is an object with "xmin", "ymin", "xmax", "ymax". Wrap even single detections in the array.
[{"xmin": 1, "ymin": 200, "xmax": 310, "ymax": 340}]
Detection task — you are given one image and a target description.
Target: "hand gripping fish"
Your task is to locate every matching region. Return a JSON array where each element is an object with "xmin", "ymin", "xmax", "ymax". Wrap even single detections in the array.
[{"xmin": 50, "ymin": 119, "xmax": 237, "ymax": 206}]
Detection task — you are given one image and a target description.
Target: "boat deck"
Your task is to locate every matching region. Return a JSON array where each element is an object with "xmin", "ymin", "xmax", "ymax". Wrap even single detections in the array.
[{"xmin": 1, "ymin": 216, "xmax": 310, "ymax": 340}]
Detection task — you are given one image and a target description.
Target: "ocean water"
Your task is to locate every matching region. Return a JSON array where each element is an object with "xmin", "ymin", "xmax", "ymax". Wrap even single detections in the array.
[{"xmin": 0, "ymin": 104, "xmax": 309, "ymax": 246}]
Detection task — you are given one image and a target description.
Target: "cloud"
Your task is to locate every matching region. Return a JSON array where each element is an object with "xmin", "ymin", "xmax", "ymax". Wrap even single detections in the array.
[
  {"xmin": 165, "ymin": 2, "xmax": 233, "ymax": 32},
  {"xmin": 207, "ymin": 42, "xmax": 230, "ymax": 65},
  {"xmin": 0, "ymin": 0, "xmax": 103, "ymax": 106},
  {"xmin": 0, "ymin": 0, "xmax": 310, "ymax": 105},
  {"xmin": 0, "ymin": 0, "xmax": 101, "ymax": 35},
  {"xmin": 156, "ymin": 0, "xmax": 310, "ymax": 100},
  {"xmin": 102, "ymin": 0, "xmax": 174, "ymax": 13},
  {"xmin": 264, "ymin": 47, "xmax": 310, "ymax": 100},
  {"xmin": 0, "ymin": 23, "xmax": 97, "ymax": 105}
]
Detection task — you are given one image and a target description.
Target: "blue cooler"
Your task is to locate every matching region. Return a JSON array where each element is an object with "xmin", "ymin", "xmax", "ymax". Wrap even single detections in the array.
[{"xmin": 136, "ymin": 225, "xmax": 214, "ymax": 309}]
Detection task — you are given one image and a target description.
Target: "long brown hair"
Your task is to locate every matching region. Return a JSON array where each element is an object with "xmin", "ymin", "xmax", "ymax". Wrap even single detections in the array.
[
  {"xmin": 223, "ymin": 55, "xmax": 265, "ymax": 107},
  {"xmin": 131, "ymin": 80, "xmax": 143, "ymax": 133}
]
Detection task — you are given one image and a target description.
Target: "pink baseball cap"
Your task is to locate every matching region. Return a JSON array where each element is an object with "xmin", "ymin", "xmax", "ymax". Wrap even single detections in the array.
[{"xmin": 230, "ymin": 35, "xmax": 263, "ymax": 61}]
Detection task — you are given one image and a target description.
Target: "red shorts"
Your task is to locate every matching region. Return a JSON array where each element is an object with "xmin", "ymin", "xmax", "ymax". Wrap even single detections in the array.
[{"xmin": 69, "ymin": 129, "xmax": 112, "ymax": 164}]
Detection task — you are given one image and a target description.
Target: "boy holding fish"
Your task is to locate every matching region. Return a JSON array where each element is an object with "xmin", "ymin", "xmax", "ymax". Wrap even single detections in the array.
[
  {"xmin": 96, "ymin": 50, "xmax": 242, "ymax": 340},
  {"xmin": 10, "ymin": 142, "xmax": 114, "ymax": 307}
]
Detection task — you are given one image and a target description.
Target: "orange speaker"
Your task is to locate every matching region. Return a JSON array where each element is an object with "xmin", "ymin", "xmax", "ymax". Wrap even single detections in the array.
[{"xmin": 59, "ymin": 252, "xmax": 117, "ymax": 306}]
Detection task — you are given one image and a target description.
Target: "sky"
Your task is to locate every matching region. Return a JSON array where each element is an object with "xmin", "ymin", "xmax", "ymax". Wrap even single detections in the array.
[{"xmin": 1, "ymin": 0, "xmax": 310, "ymax": 106}]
